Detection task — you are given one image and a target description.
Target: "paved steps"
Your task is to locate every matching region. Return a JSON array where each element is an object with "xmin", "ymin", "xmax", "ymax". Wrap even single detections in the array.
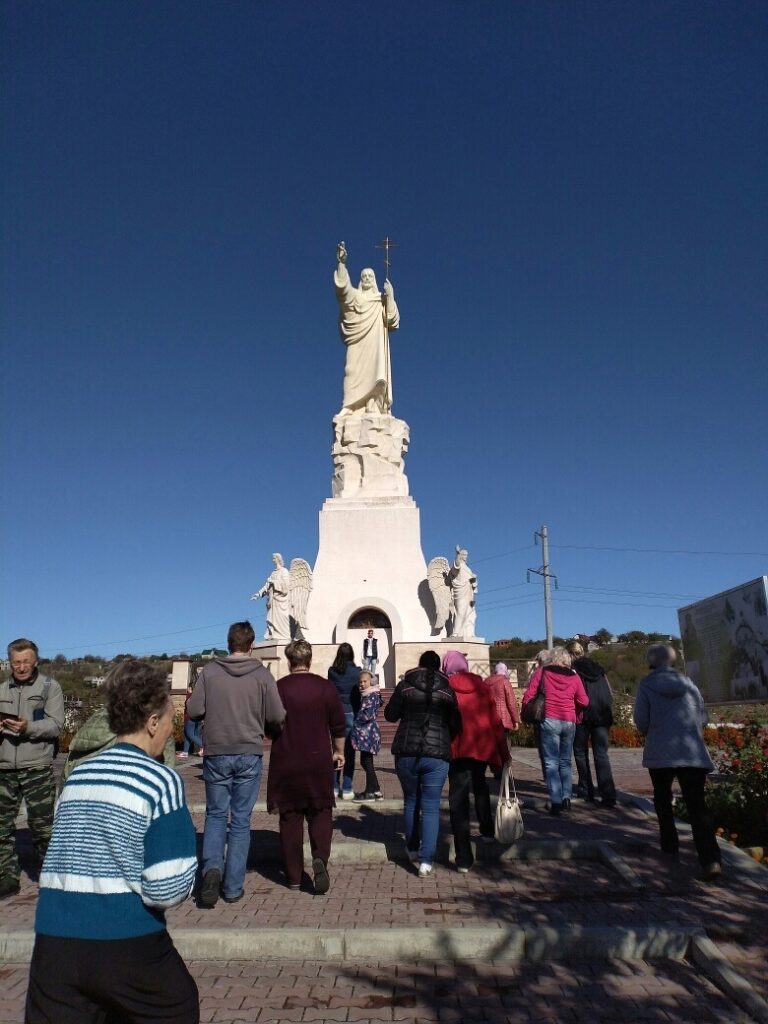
[{"xmin": 3, "ymin": 749, "xmax": 768, "ymax": 1024}]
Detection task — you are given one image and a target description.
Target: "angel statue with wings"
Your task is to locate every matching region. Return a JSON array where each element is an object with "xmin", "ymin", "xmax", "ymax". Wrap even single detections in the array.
[
  {"xmin": 251, "ymin": 553, "xmax": 313, "ymax": 641},
  {"xmin": 427, "ymin": 546, "xmax": 478, "ymax": 639}
]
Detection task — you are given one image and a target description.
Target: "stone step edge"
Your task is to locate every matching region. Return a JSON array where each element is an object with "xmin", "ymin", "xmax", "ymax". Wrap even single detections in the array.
[
  {"xmin": 0, "ymin": 924, "xmax": 702, "ymax": 963},
  {"xmin": 5, "ymin": 925, "xmax": 766, "ymax": 1021},
  {"xmin": 251, "ymin": 838, "xmax": 645, "ymax": 885}
]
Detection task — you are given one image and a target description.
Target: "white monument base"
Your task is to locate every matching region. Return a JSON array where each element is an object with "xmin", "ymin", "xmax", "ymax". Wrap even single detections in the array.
[
  {"xmin": 249, "ymin": 639, "xmax": 492, "ymax": 692},
  {"xmin": 304, "ymin": 495, "xmax": 438, "ymax": 687}
]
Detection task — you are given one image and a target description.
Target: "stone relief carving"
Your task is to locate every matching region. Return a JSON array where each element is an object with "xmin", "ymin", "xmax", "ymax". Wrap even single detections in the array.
[{"xmin": 331, "ymin": 413, "xmax": 410, "ymax": 499}]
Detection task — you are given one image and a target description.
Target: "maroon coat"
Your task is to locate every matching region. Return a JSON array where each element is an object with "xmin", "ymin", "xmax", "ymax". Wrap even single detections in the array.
[{"xmin": 266, "ymin": 672, "xmax": 346, "ymax": 814}]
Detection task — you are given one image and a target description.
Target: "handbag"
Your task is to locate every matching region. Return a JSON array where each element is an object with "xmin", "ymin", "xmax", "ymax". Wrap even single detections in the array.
[
  {"xmin": 520, "ymin": 670, "xmax": 547, "ymax": 724},
  {"xmin": 495, "ymin": 763, "xmax": 524, "ymax": 843}
]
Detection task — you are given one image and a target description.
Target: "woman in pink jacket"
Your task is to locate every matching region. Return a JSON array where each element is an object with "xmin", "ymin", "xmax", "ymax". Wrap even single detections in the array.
[
  {"xmin": 484, "ymin": 663, "xmax": 521, "ymax": 746},
  {"xmin": 521, "ymin": 647, "xmax": 588, "ymax": 815}
]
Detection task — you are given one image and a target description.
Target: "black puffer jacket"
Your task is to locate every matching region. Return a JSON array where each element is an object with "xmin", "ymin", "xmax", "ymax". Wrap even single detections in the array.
[
  {"xmin": 572, "ymin": 657, "xmax": 613, "ymax": 728},
  {"xmin": 385, "ymin": 667, "xmax": 461, "ymax": 761}
]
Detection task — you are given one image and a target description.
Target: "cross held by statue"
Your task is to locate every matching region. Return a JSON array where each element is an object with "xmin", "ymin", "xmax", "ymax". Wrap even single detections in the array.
[{"xmin": 375, "ymin": 237, "xmax": 399, "ymax": 280}]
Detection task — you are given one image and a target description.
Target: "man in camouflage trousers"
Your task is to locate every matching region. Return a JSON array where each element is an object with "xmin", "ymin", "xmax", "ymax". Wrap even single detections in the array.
[{"xmin": 0, "ymin": 639, "xmax": 64, "ymax": 899}]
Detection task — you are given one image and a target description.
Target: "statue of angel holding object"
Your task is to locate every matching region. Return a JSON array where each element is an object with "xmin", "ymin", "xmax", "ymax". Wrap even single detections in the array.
[
  {"xmin": 251, "ymin": 553, "xmax": 313, "ymax": 641},
  {"xmin": 427, "ymin": 546, "xmax": 478, "ymax": 639}
]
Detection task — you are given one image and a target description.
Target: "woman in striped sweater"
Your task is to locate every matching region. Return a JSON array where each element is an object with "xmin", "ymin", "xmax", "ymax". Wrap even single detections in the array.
[{"xmin": 27, "ymin": 661, "xmax": 199, "ymax": 1024}]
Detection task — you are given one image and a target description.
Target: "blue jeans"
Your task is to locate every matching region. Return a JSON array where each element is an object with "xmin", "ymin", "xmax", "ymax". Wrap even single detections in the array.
[
  {"xmin": 539, "ymin": 719, "xmax": 576, "ymax": 806},
  {"xmin": 362, "ymin": 656, "xmax": 377, "ymax": 676},
  {"xmin": 395, "ymin": 756, "xmax": 449, "ymax": 865},
  {"xmin": 182, "ymin": 720, "xmax": 202, "ymax": 754},
  {"xmin": 202, "ymin": 754, "xmax": 262, "ymax": 899}
]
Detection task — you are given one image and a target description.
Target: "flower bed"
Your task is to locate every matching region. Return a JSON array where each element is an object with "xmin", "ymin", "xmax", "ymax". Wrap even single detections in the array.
[{"xmin": 677, "ymin": 719, "xmax": 768, "ymax": 854}]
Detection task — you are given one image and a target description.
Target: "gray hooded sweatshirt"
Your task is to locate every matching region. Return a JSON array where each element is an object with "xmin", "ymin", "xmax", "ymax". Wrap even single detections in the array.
[
  {"xmin": 633, "ymin": 668, "xmax": 714, "ymax": 771},
  {"xmin": 187, "ymin": 655, "xmax": 286, "ymax": 756}
]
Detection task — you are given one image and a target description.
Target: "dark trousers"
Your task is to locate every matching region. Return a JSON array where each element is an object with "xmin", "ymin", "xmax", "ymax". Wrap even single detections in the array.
[
  {"xmin": 448, "ymin": 758, "xmax": 493, "ymax": 869},
  {"xmin": 26, "ymin": 930, "xmax": 199, "ymax": 1024},
  {"xmin": 341, "ymin": 713, "xmax": 356, "ymax": 791},
  {"xmin": 649, "ymin": 767, "xmax": 721, "ymax": 867},
  {"xmin": 533, "ymin": 723, "xmax": 546, "ymax": 780},
  {"xmin": 573, "ymin": 725, "xmax": 616, "ymax": 803},
  {"xmin": 359, "ymin": 751, "xmax": 380, "ymax": 793},
  {"xmin": 278, "ymin": 807, "xmax": 333, "ymax": 887}
]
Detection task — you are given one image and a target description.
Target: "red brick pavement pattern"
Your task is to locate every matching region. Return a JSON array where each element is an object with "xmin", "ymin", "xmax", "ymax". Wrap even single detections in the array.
[
  {"xmin": 175, "ymin": 749, "xmax": 656, "ymax": 806},
  {"xmin": 0, "ymin": 957, "xmax": 750, "ymax": 1024},
  {"xmin": 3, "ymin": 748, "xmax": 761, "ymax": 1024}
]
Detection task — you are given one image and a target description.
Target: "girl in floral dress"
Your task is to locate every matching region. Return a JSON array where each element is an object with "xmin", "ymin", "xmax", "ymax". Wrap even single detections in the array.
[{"xmin": 350, "ymin": 672, "xmax": 383, "ymax": 801}]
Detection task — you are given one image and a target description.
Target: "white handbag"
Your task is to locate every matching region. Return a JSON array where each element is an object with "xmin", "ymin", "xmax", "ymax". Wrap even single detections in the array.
[{"xmin": 495, "ymin": 762, "xmax": 524, "ymax": 843}]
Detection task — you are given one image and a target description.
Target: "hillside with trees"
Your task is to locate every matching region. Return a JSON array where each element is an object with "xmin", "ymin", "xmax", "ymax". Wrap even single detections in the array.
[{"xmin": 491, "ymin": 629, "xmax": 682, "ymax": 695}]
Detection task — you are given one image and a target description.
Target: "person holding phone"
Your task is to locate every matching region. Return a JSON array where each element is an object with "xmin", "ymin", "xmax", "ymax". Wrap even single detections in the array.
[{"xmin": 0, "ymin": 639, "xmax": 64, "ymax": 900}]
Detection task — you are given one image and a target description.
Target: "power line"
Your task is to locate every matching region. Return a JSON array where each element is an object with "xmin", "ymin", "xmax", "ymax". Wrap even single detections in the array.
[
  {"xmin": 41, "ymin": 621, "xmax": 232, "ymax": 655},
  {"xmin": 551, "ymin": 597, "xmax": 681, "ymax": 610},
  {"xmin": 556, "ymin": 584, "xmax": 703, "ymax": 600},
  {"xmin": 472, "ymin": 544, "xmax": 536, "ymax": 564},
  {"xmin": 551, "ymin": 543, "xmax": 768, "ymax": 557}
]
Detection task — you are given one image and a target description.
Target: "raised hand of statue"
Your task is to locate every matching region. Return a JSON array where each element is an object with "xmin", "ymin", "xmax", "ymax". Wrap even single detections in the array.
[
  {"xmin": 336, "ymin": 241, "xmax": 347, "ymax": 264},
  {"xmin": 383, "ymin": 279, "xmax": 393, "ymax": 298}
]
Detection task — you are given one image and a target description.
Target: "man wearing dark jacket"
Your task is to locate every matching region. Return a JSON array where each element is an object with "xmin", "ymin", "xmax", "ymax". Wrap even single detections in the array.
[
  {"xmin": 566, "ymin": 641, "xmax": 616, "ymax": 807},
  {"xmin": 188, "ymin": 621, "xmax": 285, "ymax": 907}
]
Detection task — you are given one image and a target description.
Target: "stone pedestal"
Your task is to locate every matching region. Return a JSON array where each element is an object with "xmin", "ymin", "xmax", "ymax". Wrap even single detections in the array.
[
  {"xmin": 331, "ymin": 413, "xmax": 410, "ymax": 499},
  {"xmin": 305, "ymin": 495, "xmax": 435, "ymax": 671}
]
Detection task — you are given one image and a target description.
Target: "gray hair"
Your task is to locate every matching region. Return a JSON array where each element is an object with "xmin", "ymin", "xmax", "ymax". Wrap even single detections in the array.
[
  {"xmin": 548, "ymin": 646, "xmax": 572, "ymax": 668},
  {"xmin": 285, "ymin": 639, "xmax": 312, "ymax": 669},
  {"xmin": 647, "ymin": 643, "xmax": 676, "ymax": 669},
  {"xmin": 534, "ymin": 649, "xmax": 552, "ymax": 667}
]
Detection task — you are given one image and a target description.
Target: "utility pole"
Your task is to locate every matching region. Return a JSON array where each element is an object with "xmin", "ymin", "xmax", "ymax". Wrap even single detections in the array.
[{"xmin": 528, "ymin": 525, "xmax": 557, "ymax": 650}]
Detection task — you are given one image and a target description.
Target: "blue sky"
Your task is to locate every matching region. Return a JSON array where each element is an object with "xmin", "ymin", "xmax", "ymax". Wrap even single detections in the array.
[{"xmin": 2, "ymin": 1, "xmax": 766, "ymax": 658}]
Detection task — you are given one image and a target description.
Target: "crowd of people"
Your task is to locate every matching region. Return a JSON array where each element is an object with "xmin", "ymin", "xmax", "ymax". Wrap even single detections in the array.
[{"xmin": 0, "ymin": 629, "xmax": 723, "ymax": 1022}]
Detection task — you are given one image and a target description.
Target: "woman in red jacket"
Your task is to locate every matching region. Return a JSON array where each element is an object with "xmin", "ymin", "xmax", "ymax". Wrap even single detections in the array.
[
  {"xmin": 521, "ymin": 647, "xmax": 588, "ymax": 815},
  {"xmin": 442, "ymin": 651, "xmax": 509, "ymax": 873}
]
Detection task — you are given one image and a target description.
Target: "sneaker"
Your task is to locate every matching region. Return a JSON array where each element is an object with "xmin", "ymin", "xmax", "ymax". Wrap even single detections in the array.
[
  {"xmin": 341, "ymin": 789, "xmax": 355, "ymax": 801},
  {"xmin": 702, "ymin": 861, "xmax": 722, "ymax": 881},
  {"xmin": 549, "ymin": 803, "xmax": 562, "ymax": 816},
  {"xmin": 418, "ymin": 863, "xmax": 433, "ymax": 877},
  {"xmin": 456, "ymin": 865, "xmax": 471, "ymax": 874},
  {"xmin": 562, "ymin": 799, "xmax": 571, "ymax": 811},
  {"xmin": 0, "ymin": 877, "xmax": 20, "ymax": 900},
  {"xmin": 221, "ymin": 890, "xmax": 244, "ymax": 903},
  {"xmin": 312, "ymin": 857, "xmax": 330, "ymax": 895},
  {"xmin": 353, "ymin": 792, "xmax": 376, "ymax": 802},
  {"xmin": 600, "ymin": 799, "xmax": 616, "ymax": 809},
  {"xmin": 373, "ymin": 791, "xmax": 384, "ymax": 800},
  {"xmin": 199, "ymin": 868, "xmax": 221, "ymax": 909},
  {"xmin": 176, "ymin": 752, "xmax": 189, "ymax": 759},
  {"xmin": 406, "ymin": 849, "xmax": 420, "ymax": 864},
  {"xmin": 288, "ymin": 883, "xmax": 300, "ymax": 891}
]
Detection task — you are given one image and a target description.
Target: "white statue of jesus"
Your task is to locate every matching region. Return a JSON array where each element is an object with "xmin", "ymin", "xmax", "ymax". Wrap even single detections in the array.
[{"xmin": 334, "ymin": 241, "xmax": 400, "ymax": 416}]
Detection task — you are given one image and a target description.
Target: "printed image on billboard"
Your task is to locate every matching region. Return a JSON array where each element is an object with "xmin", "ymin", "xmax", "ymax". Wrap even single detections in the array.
[{"xmin": 678, "ymin": 577, "xmax": 768, "ymax": 703}]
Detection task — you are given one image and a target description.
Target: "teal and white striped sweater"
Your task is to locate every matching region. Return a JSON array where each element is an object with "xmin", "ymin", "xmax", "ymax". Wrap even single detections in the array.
[{"xmin": 35, "ymin": 743, "xmax": 197, "ymax": 940}]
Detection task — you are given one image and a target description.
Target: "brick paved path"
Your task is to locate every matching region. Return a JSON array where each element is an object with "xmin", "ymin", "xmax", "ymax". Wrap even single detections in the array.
[{"xmin": 0, "ymin": 748, "xmax": 765, "ymax": 1024}]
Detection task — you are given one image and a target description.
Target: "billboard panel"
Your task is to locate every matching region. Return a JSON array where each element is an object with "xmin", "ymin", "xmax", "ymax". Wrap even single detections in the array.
[{"xmin": 678, "ymin": 577, "xmax": 768, "ymax": 703}]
